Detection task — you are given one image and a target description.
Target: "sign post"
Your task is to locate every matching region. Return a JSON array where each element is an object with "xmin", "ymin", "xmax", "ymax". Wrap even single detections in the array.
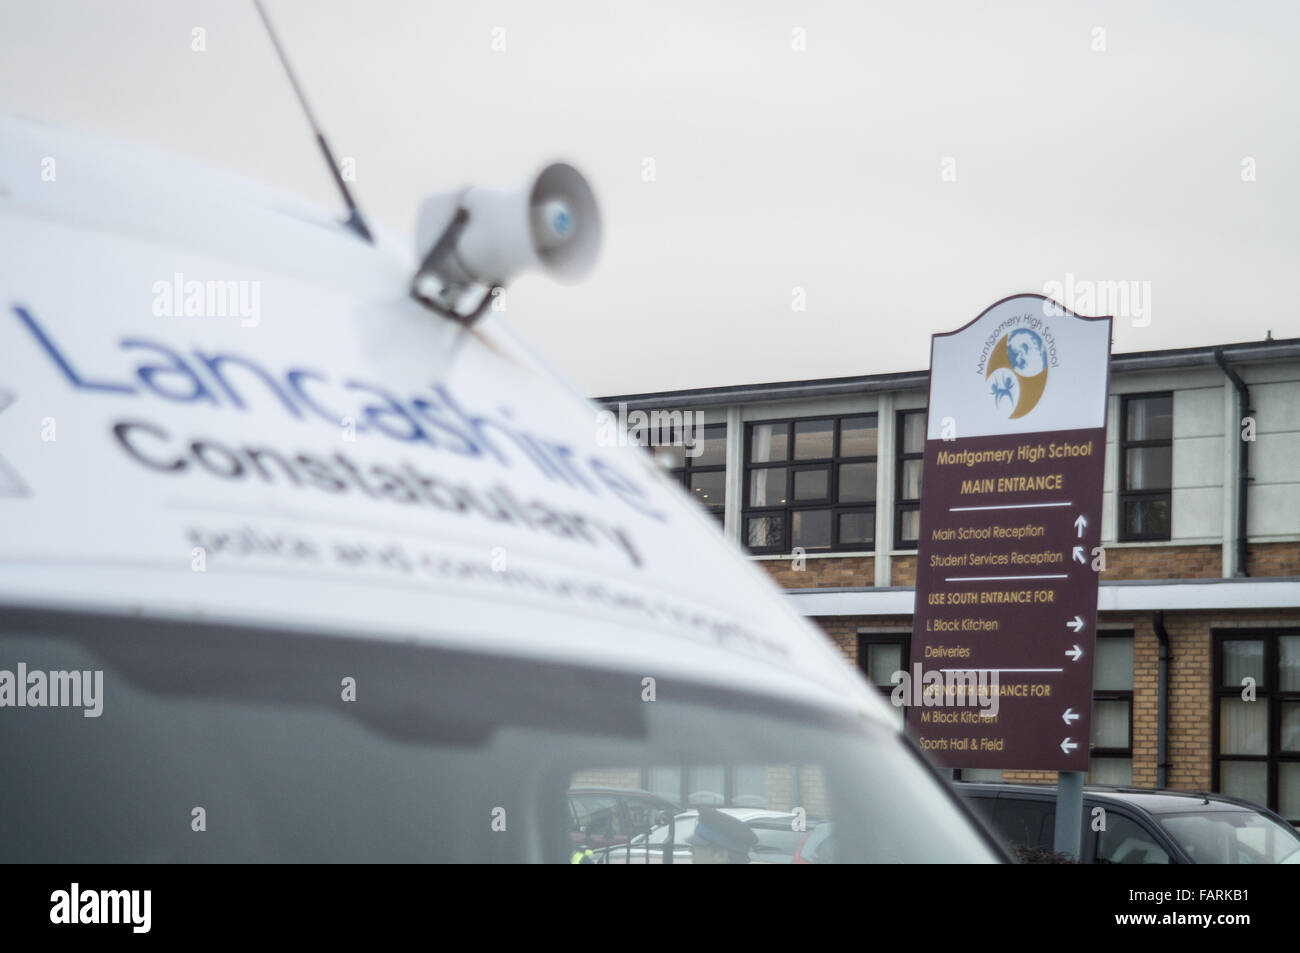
[{"xmin": 905, "ymin": 294, "xmax": 1111, "ymax": 858}]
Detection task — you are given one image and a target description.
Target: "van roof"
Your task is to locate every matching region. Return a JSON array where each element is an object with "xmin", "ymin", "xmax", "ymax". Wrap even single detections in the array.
[{"xmin": 0, "ymin": 115, "xmax": 891, "ymax": 722}]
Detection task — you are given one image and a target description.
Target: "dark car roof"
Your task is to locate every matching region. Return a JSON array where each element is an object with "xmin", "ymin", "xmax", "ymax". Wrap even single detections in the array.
[{"xmin": 955, "ymin": 781, "xmax": 1271, "ymax": 816}]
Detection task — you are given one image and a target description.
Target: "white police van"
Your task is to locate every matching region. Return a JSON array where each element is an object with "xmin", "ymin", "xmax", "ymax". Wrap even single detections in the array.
[{"xmin": 0, "ymin": 110, "xmax": 1001, "ymax": 864}]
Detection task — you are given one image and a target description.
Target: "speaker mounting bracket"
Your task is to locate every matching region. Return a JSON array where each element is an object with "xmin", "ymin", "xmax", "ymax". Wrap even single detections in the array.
[{"xmin": 409, "ymin": 202, "xmax": 502, "ymax": 326}]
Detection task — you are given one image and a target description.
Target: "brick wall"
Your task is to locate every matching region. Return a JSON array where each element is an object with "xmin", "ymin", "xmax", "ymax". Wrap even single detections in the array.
[
  {"xmin": 1099, "ymin": 545, "xmax": 1221, "ymax": 580},
  {"xmin": 1162, "ymin": 613, "xmax": 1215, "ymax": 791},
  {"xmin": 1249, "ymin": 541, "xmax": 1300, "ymax": 577},
  {"xmin": 892, "ymin": 554, "xmax": 917, "ymax": 586},
  {"xmin": 1131, "ymin": 617, "xmax": 1160, "ymax": 789},
  {"xmin": 764, "ymin": 765, "xmax": 794, "ymax": 812},
  {"xmin": 813, "ymin": 616, "xmax": 860, "ymax": 665},
  {"xmin": 761, "ymin": 765, "xmax": 830, "ymax": 817},
  {"xmin": 758, "ymin": 556, "xmax": 873, "ymax": 589},
  {"xmin": 798, "ymin": 765, "xmax": 830, "ymax": 818},
  {"xmin": 999, "ymin": 770, "xmax": 1056, "ymax": 784}
]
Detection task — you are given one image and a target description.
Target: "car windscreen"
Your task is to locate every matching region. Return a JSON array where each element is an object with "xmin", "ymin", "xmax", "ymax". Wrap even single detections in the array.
[
  {"xmin": 0, "ymin": 607, "xmax": 1000, "ymax": 863},
  {"xmin": 1157, "ymin": 809, "xmax": 1300, "ymax": 864}
]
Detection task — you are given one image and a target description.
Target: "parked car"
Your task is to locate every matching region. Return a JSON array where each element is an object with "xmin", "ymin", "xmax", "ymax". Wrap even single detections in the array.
[
  {"xmin": 957, "ymin": 782, "xmax": 1300, "ymax": 864},
  {"xmin": 593, "ymin": 808, "xmax": 823, "ymax": 864},
  {"xmin": 568, "ymin": 788, "xmax": 679, "ymax": 852},
  {"xmin": 793, "ymin": 822, "xmax": 836, "ymax": 864}
]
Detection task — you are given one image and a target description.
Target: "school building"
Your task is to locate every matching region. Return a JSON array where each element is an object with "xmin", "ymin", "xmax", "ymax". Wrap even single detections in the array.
[{"xmin": 599, "ymin": 334, "xmax": 1300, "ymax": 824}]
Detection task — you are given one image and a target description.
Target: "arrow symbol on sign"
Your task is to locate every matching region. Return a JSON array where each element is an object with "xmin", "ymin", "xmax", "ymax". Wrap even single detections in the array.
[
  {"xmin": 1061, "ymin": 738, "xmax": 1079, "ymax": 754},
  {"xmin": 1067, "ymin": 616, "xmax": 1084, "ymax": 633},
  {"xmin": 1066, "ymin": 645, "xmax": 1083, "ymax": 662},
  {"xmin": 1074, "ymin": 514, "xmax": 1087, "ymax": 538},
  {"xmin": 1072, "ymin": 546, "xmax": 1086, "ymax": 564},
  {"xmin": 1062, "ymin": 708, "xmax": 1080, "ymax": 725}
]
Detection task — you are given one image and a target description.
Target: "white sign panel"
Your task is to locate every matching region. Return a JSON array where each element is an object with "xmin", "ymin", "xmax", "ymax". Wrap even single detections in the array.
[{"xmin": 927, "ymin": 295, "xmax": 1112, "ymax": 441}]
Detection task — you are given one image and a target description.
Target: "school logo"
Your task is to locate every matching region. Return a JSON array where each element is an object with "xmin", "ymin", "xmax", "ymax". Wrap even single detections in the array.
[{"xmin": 985, "ymin": 328, "xmax": 1049, "ymax": 419}]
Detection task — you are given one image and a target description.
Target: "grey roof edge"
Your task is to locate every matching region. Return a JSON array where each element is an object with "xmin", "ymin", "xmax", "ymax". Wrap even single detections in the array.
[
  {"xmin": 596, "ymin": 338, "xmax": 1300, "ymax": 409},
  {"xmin": 599, "ymin": 371, "xmax": 931, "ymax": 410}
]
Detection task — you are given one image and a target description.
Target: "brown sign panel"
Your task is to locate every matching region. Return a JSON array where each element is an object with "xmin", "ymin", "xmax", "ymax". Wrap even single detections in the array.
[{"xmin": 906, "ymin": 295, "xmax": 1112, "ymax": 771}]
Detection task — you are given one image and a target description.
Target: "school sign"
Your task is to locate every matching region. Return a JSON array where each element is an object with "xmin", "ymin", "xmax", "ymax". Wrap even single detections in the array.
[{"xmin": 905, "ymin": 295, "xmax": 1112, "ymax": 770}]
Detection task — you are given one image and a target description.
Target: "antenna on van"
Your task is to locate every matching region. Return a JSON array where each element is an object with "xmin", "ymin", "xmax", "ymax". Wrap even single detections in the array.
[{"xmin": 252, "ymin": 0, "xmax": 374, "ymax": 243}]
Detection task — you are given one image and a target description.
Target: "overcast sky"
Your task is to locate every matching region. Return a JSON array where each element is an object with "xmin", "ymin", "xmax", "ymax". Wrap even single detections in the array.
[{"xmin": 4, "ymin": 1, "xmax": 1297, "ymax": 396}]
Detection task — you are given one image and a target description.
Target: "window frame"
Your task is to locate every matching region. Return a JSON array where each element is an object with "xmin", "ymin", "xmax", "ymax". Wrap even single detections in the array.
[
  {"xmin": 742, "ymin": 413, "xmax": 879, "ymax": 554},
  {"xmin": 1117, "ymin": 392, "xmax": 1173, "ymax": 542},
  {"xmin": 1212, "ymin": 628, "xmax": 1300, "ymax": 824},
  {"xmin": 894, "ymin": 408, "xmax": 926, "ymax": 550},
  {"xmin": 656, "ymin": 421, "xmax": 728, "ymax": 523},
  {"xmin": 1089, "ymin": 631, "xmax": 1135, "ymax": 783},
  {"xmin": 857, "ymin": 631, "xmax": 910, "ymax": 705}
]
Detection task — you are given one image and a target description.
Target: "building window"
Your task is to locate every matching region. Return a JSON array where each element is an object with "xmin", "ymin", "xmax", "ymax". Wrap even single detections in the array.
[
  {"xmin": 1214, "ymin": 630, "xmax": 1300, "ymax": 824},
  {"xmin": 895, "ymin": 409, "xmax": 926, "ymax": 549},
  {"xmin": 858, "ymin": 632, "xmax": 908, "ymax": 726},
  {"xmin": 652, "ymin": 422, "xmax": 727, "ymax": 522},
  {"xmin": 1119, "ymin": 394, "xmax": 1172, "ymax": 541},
  {"xmin": 743, "ymin": 414, "xmax": 877, "ymax": 553},
  {"xmin": 1088, "ymin": 632, "xmax": 1134, "ymax": 785}
]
